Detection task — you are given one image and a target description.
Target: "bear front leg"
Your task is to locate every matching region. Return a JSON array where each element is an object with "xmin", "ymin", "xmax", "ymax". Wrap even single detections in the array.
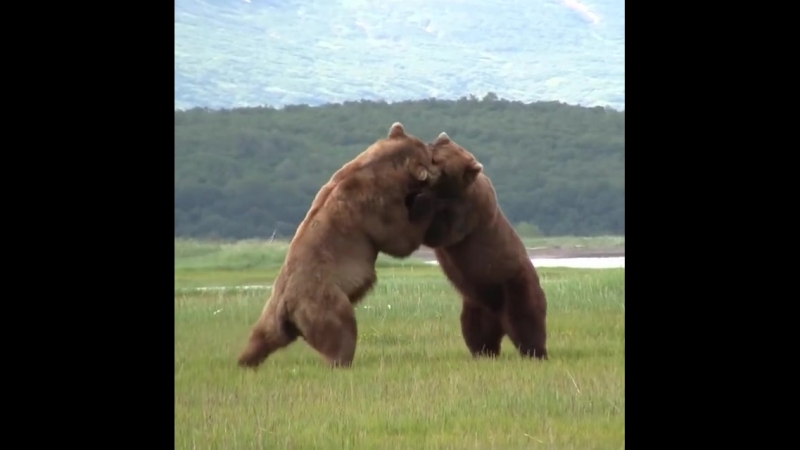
[
  {"xmin": 292, "ymin": 290, "xmax": 358, "ymax": 368},
  {"xmin": 460, "ymin": 300, "xmax": 504, "ymax": 358}
]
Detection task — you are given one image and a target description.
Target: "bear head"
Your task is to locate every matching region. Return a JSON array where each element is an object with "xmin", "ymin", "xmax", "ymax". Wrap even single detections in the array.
[
  {"xmin": 406, "ymin": 132, "xmax": 484, "ymax": 223},
  {"xmin": 381, "ymin": 122, "xmax": 441, "ymax": 186},
  {"xmin": 428, "ymin": 132, "xmax": 483, "ymax": 198}
]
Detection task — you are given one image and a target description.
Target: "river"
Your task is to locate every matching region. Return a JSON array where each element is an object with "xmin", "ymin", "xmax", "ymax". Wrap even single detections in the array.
[{"xmin": 425, "ymin": 256, "xmax": 625, "ymax": 269}]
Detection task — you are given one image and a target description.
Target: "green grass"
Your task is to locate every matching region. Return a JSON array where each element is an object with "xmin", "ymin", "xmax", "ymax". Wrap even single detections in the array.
[
  {"xmin": 175, "ymin": 238, "xmax": 431, "ymax": 290},
  {"xmin": 175, "ymin": 263, "xmax": 625, "ymax": 449},
  {"xmin": 174, "ymin": 236, "xmax": 624, "ymax": 290},
  {"xmin": 519, "ymin": 235, "xmax": 624, "ymax": 250}
]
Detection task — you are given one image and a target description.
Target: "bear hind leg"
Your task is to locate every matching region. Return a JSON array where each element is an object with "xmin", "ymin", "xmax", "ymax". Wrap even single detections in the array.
[
  {"xmin": 502, "ymin": 282, "xmax": 548, "ymax": 360},
  {"xmin": 293, "ymin": 288, "xmax": 358, "ymax": 368},
  {"xmin": 237, "ymin": 302, "xmax": 299, "ymax": 369},
  {"xmin": 461, "ymin": 300, "xmax": 504, "ymax": 358}
]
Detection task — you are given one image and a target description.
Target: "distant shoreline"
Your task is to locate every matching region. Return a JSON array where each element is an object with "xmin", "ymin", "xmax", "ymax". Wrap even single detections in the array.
[{"xmin": 411, "ymin": 245, "xmax": 625, "ymax": 261}]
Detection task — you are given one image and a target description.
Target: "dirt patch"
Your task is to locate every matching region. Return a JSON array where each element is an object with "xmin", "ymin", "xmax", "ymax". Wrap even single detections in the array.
[{"xmin": 411, "ymin": 245, "xmax": 625, "ymax": 261}]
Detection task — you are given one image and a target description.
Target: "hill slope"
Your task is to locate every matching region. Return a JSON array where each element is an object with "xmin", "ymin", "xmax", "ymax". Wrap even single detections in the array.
[{"xmin": 174, "ymin": 0, "xmax": 625, "ymax": 110}]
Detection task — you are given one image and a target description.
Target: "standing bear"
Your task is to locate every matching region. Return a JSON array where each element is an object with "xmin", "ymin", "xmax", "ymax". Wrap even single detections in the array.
[
  {"xmin": 416, "ymin": 132, "xmax": 548, "ymax": 359},
  {"xmin": 237, "ymin": 123, "xmax": 483, "ymax": 369}
]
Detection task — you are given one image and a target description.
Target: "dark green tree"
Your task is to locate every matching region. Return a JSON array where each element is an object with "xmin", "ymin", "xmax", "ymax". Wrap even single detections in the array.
[{"xmin": 175, "ymin": 98, "xmax": 624, "ymax": 239}]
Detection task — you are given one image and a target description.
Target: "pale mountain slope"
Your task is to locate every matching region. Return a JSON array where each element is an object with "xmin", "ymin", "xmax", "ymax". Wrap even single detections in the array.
[{"xmin": 175, "ymin": 0, "xmax": 625, "ymax": 110}]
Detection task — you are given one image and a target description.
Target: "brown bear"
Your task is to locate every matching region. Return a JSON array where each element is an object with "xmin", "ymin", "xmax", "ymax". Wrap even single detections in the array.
[
  {"xmin": 415, "ymin": 132, "xmax": 548, "ymax": 360},
  {"xmin": 237, "ymin": 123, "xmax": 484, "ymax": 369}
]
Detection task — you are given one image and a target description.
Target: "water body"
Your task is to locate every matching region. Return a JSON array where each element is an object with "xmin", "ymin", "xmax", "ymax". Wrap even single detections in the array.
[
  {"xmin": 425, "ymin": 256, "xmax": 625, "ymax": 269},
  {"xmin": 179, "ymin": 257, "xmax": 625, "ymax": 293}
]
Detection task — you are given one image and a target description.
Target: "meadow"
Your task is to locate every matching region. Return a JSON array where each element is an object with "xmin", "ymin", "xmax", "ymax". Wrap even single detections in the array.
[{"xmin": 174, "ymin": 238, "xmax": 625, "ymax": 449}]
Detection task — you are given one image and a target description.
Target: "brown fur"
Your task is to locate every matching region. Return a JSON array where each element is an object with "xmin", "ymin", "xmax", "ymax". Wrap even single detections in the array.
[
  {"xmin": 236, "ymin": 123, "xmax": 481, "ymax": 369},
  {"xmin": 419, "ymin": 133, "xmax": 548, "ymax": 360}
]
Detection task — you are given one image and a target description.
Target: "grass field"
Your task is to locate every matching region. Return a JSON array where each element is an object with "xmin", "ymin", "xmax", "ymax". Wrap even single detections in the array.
[
  {"xmin": 174, "ymin": 239, "xmax": 625, "ymax": 449},
  {"xmin": 518, "ymin": 235, "xmax": 625, "ymax": 250}
]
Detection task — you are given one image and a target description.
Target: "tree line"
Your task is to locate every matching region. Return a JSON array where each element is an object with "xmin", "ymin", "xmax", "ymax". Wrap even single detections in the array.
[{"xmin": 175, "ymin": 95, "xmax": 625, "ymax": 239}]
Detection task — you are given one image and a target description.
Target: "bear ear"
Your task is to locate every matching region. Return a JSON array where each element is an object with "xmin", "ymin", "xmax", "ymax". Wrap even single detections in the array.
[
  {"xmin": 463, "ymin": 161, "xmax": 483, "ymax": 184},
  {"xmin": 433, "ymin": 132, "xmax": 450, "ymax": 145},
  {"xmin": 388, "ymin": 122, "xmax": 406, "ymax": 138}
]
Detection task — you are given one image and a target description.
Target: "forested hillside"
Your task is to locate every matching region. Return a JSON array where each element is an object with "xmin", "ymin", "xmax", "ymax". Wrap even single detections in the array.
[{"xmin": 174, "ymin": 96, "xmax": 625, "ymax": 239}]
